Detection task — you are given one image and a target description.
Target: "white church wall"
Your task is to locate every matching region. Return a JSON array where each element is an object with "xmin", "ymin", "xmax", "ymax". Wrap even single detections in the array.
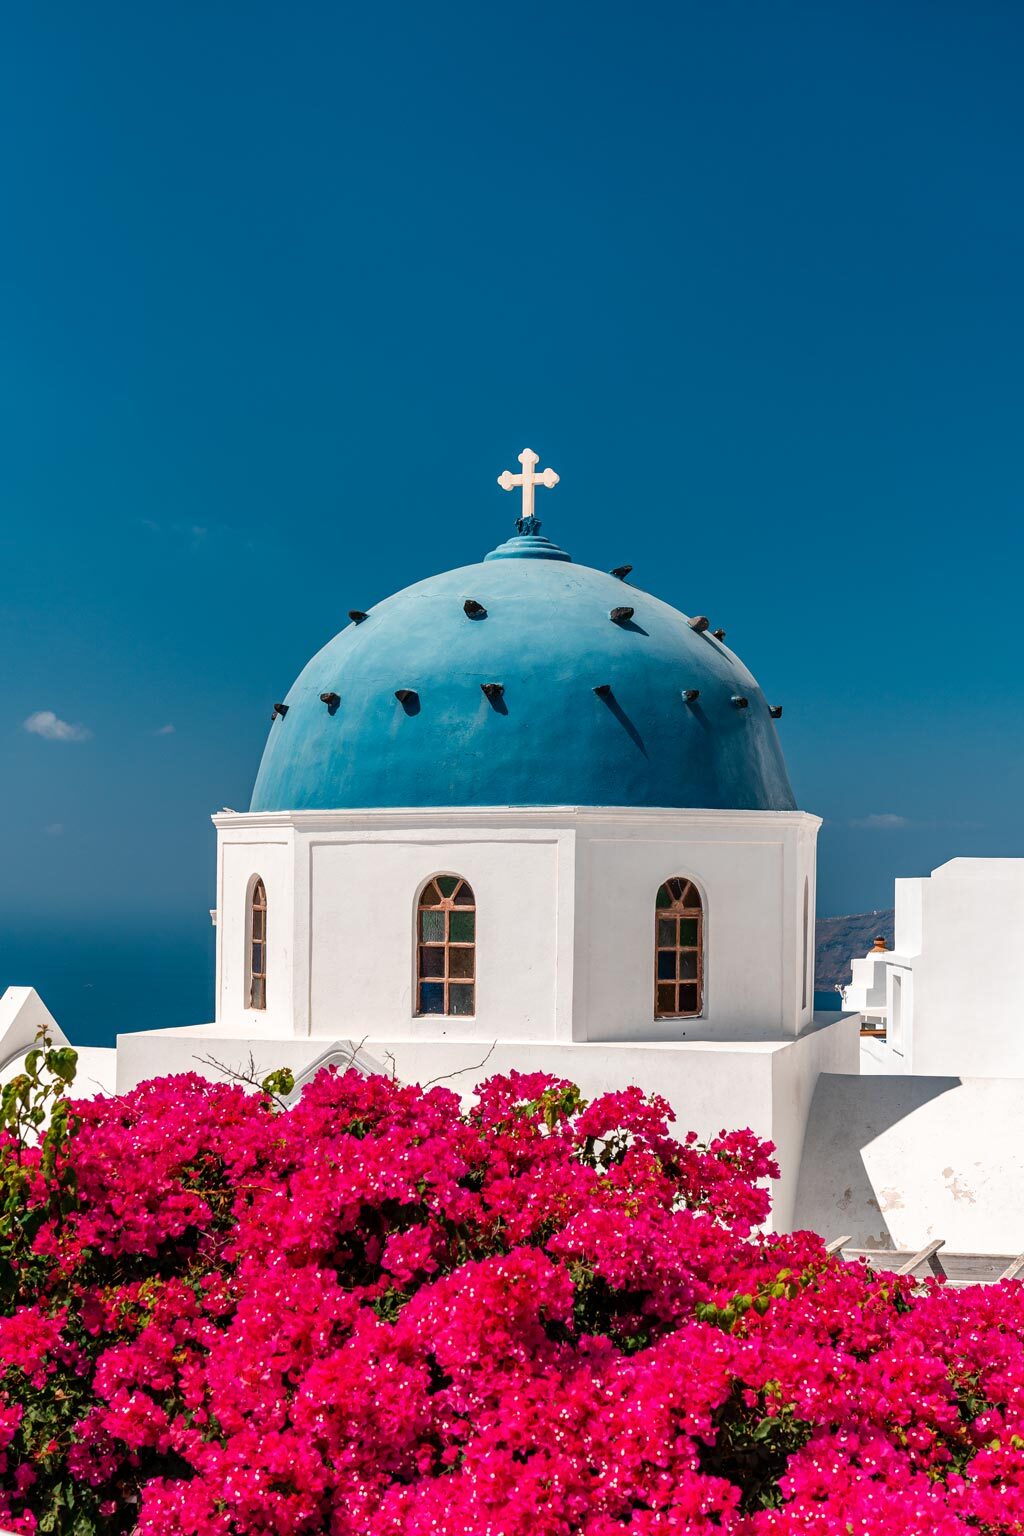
[
  {"xmin": 216, "ymin": 833, "xmax": 294, "ymax": 1032},
  {"xmin": 304, "ymin": 830, "xmax": 565, "ymax": 1041},
  {"xmin": 795, "ymin": 824, "xmax": 818, "ymax": 1031},
  {"xmin": 214, "ymin": 807, "xmax": 820, "ymax": 1047},
  {"xmin": 796, "ymin": 837, "xmax": 814, "ymax": 1026},
  {"xmin": 575, "ymin": 811, "xmax": 819, "ymax": 1043}
]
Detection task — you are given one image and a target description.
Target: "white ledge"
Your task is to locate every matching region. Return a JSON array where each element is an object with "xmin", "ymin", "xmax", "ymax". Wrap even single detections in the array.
[{"xmin": 212, "ymin": 804, "xmax": 821, "ymax": 832}]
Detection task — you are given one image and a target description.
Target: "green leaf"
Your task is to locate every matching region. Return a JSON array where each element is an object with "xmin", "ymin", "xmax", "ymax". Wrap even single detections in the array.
[{"xmin": 260, "ymin": 1066, "xmax": 295, "ymax": 1098}]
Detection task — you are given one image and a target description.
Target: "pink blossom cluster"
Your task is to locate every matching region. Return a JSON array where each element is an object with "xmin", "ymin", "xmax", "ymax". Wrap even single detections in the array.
[{"xmin": 3, "ymin": 1067, "xmax": 1024, "ymax": 1533}]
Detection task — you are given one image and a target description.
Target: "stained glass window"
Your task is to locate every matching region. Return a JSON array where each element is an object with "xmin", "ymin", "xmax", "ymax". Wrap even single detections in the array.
[
  {"xmin": 654, "ymin": 878, "xmax": 703, "ymax": 1019},
  {"xmin": 249, "ymin": 878, "xmax": 267, "ymax": 1010},
  {"xmin": 417, "ymin": 876, "xmax": 475, "ymax": 1016}
]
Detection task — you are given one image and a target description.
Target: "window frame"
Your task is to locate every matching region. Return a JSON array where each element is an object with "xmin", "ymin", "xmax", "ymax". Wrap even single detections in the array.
[
  {"xmin": 415, "ymin": 875, "xmax": 476, "ymax": 1018},
  {"xmin": 247, "ymin": 876, "xmax": 267, "ymax": 1011},
  {"xmin": 654, "ymin": 876, "xmax": 704, "ymax": 1019}
]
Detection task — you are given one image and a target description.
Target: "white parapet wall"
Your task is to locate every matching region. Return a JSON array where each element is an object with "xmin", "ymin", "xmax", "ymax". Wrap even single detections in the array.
[
  {"xmin": 794, "ymin": 1072, "xmax": 1024, "ymax": 1251},
  {"xmin": 114, "ymin": 1011, "xmax": 861, "ymax": 1234},
  {"xmin": 0, "ymin": 986, "xmax": 64, "ymax": 1073},
  {"xmin": 0, "ymin": 987, "xmax": 117, "ymax": 1098}
]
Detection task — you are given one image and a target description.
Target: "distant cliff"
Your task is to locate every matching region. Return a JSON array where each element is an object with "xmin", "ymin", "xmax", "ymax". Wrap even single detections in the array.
[{"xmin": 815, "ymin": 910, "xmax": 895, "ymax": 990}]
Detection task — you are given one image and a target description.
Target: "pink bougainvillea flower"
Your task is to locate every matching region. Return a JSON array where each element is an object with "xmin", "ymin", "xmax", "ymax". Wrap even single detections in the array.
[{"xmin": 2, "ymin": 1067, "xmax": 1024, "ymax": 1534}]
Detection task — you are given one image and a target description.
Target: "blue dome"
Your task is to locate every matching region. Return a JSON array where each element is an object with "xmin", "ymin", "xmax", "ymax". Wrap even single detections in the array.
[{"xmin": 250, "ymin": 522, "xmax": 796, "ymax": 814}]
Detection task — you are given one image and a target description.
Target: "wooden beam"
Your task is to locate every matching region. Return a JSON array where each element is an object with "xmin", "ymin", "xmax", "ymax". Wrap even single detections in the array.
[
  {"xmin": 895, "ymin": 1239, "xmax": 945, "ymax": 1277},
  {"xmin": 824, "ymin": 1235, "xmax": 852, "ymax": 1255},
  {"xmin": 998, "ymin": 1254, "xmax": 1024, "ymax": 1282}
]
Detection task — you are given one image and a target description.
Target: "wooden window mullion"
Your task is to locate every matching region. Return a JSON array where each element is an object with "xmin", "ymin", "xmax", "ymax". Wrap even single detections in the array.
[{"xmin": 443, "ymin": 905, "xmax": 450, "ymax": 1014}]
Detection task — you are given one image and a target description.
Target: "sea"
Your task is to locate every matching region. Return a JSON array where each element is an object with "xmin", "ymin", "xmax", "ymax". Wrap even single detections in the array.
[
  {"xmin": 1, "ymin": 918, "xmax": 216, "ymax": 1050},
  {"xmin": 813, "ymin": 990, "xmax": 844, "ymax": 1012}
]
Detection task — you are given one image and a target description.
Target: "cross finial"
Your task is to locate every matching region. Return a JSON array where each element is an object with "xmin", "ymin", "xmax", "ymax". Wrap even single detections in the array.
[{"xmin": 497, "ymin": 447, "xmax": 559, "ymax": 530}]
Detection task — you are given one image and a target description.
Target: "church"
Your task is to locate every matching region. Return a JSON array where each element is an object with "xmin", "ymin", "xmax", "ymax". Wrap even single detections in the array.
[{"xmin": 89, "ymin": 448, "xmax": 854, "ymax": 1230}]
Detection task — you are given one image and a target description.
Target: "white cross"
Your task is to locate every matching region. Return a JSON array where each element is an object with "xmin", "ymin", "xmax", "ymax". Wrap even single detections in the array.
[{"xmin": 497, "ymin": 447, "xmax": 559, "ymax": 523}]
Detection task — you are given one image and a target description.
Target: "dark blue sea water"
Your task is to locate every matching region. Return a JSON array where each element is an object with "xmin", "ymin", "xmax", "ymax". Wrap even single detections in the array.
[
  {"xmin": 1, "ymin": 919, "xmax": 216, "ymax": 1050},
  {"xmin": 813, "ymin": 990, "xmax": 844, "ymax": 1012}
]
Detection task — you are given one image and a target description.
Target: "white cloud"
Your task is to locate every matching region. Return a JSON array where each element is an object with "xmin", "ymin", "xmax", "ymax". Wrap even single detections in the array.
[
  {"xmin": 850, "ymin": 813, "xmax": 911, "ymax": 830},
  {"xmin": 23, "ymin": 710, "xmax": 92, "ymax": 743},
  {"xmin": 849, "ymin": 812, "xmax": 983, "ymax": 832},
  {"xmin": 139, "ymin": 518, "xmax": 209, "ymax": 549},
  {"xmin": 154, "ymin": 723, "xmax": 176, "ymax": 736}
]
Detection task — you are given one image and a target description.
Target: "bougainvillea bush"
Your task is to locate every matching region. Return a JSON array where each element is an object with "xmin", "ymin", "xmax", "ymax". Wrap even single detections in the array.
[{"xmin": 4, "ymin": 1047, "xmax": 1024, "ymax": 1535}]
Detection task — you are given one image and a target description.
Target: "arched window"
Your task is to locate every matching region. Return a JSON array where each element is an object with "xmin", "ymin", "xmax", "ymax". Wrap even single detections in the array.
[
  {"xmin": 655, "ymin": 877, "xmax": 703, "ymax": 1018},
  {"xmin": 248, "ymin": 878, "xmax": 267, "ymax": 1010},
  {"xmin": 417, "ymin": 876, "xmax": 475, "ymax": 1016}
]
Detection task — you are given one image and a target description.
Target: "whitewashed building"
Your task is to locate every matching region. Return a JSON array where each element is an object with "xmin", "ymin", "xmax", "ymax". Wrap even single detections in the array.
[
  {"xmin": 2, "ymin": 450, "xmax": 860, "ymax": 1230},
  {"xmin": 843, "ymin": 858, "xmax": 1024, "ymax": 1078},
  {"xmin": 787, "ymin": 856, "xmax": 1024, "ymax": 1253}
]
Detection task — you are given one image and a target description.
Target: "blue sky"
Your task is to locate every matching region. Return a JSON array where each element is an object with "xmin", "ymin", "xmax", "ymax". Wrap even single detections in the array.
[{"xmin": 2, "ymin": 0, "xmax": 1022, "ymax": 931}]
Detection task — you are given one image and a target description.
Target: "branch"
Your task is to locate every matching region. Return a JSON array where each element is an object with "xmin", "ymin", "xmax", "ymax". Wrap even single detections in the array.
[
  {"xmin": 194, "ymin": 1051, "xmax": 293, "ymax": 1112},
  {"xmin": 421, "ymin": 1040, "xmax": 497, "ymax": 1088},
  {"xmin": 341, "ymin": 1037, "xmax": 371, "ymax": 1073}
]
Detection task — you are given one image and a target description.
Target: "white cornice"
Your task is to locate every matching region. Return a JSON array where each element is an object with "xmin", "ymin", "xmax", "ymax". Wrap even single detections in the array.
[{"xmin": 211, "ymin": 805, "xmax": 822, "ymax": 833}]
